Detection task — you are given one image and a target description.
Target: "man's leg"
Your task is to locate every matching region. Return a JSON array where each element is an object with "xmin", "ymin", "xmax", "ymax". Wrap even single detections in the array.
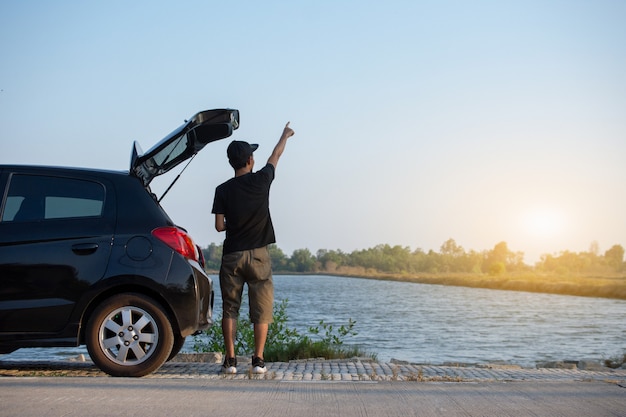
[
  {"xmin": 253, "ymin": 323, "xmax": 268, "ymax": 359},
  {"xmin": 222, "ymin": 318, "xmax": 238, "ymax": 359},
  {"xmin": 248, "ymin": 247, "xmax": 273, "ymax": 373},
  {"xmin": 219, "ymin": 250, "xmax": 245, "ymax": 366}
]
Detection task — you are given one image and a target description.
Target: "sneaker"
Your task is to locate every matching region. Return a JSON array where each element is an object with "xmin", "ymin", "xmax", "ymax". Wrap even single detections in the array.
[
  {"xmin": 251, "ymin": 356, "xmax": 267, "ymax": 374},
  {"xmin": 222, "ymin": 357, "xmax": 237, "ymax": 374}
]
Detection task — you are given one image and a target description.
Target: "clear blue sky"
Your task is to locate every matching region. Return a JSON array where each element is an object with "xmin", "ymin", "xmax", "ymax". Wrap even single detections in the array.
[{"xmin": 1, "ymin": 1, "xmax": 625, "ymax": 263}]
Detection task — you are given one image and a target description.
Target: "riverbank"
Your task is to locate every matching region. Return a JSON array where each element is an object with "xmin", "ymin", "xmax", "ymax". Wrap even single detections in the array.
[
  {"xmin": 2, "ymin": 354, "xmax": 626, "ymax": 382},
  {"xmin": 269, "ymin": 270, "xmax": 626, "ymax": 300}
]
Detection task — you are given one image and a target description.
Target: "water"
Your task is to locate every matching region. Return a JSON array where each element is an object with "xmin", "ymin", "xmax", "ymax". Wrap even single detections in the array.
[
  {"xmin": 270, "ymin": 275, "xmax": 626, "ymax": 367},
  {"xmin": 3, "ymin": 275, "xmax": 625, "ymax": 367}
]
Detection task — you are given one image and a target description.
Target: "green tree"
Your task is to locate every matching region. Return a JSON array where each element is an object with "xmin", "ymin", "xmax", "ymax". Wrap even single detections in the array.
[
  {"xmin": 202, "ymin": 243, "xmax": 222, "ymax": 270},
  {"xmin": 483, "ymin": 241, "xmax": 509, "ymax": 274},
  {"xmin": 536, "ymin": 250, "xmax": 599, "ymax": 275},
  {"xmin": 290, "ymin": 248, "xmax": 316, "ymax": 272},
  {"xmin": 347, "ymin": 244, "xmax": 413, "ymax": 273},
  {"xmin": 269, "ymin": 244, "xmax": 288, "ymax": 271},
  {"xmin": 414, "ymin": 249, "xmax": 442, "ymax": 273},
  {"xmin": 440, "ymin": 238, "xmax": 464, "ymax": 257},
  {"xmin": 439, "ymin": 238, "xmax": 466, "ymax": 272},
  {"xmin": 316, "ymin": 249, "xmax": 347, "ymax": 271},
  {"xmin": 489, "ymin": 261, "xmax": 506, "ymax": 275},
  {"xmin": 605, "ymin": 244, "xmax": 625, "ymax": 271},
  {"xmin": 482, "ymin": 241, "xmax": 526, "ymax": 273}
]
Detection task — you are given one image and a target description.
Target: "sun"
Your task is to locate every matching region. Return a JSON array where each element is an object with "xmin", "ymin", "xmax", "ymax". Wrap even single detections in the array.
[{"xmin": 523, "ymin": 207, "xmax": 566, "ymax": 238}]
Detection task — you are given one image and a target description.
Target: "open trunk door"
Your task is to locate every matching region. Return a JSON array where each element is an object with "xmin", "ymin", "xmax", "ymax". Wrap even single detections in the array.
[{"xmin": 131, "ymin": 109, "xmax": 239, "ymax": 187}]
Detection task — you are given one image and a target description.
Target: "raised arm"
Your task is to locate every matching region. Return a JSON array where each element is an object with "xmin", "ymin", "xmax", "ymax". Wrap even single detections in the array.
[{"xmin": 267, "ymin": 122, "xmax": 295, "ymax": 169}]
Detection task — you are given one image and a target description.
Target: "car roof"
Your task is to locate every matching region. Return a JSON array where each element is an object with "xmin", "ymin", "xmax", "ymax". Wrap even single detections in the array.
[{"xmin": 0, "ymin": 165, "xmax": 128, "ymax": 177}]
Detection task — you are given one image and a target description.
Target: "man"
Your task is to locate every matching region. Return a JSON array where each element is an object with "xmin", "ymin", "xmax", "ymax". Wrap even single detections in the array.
[{"xmin": 212, "ymin": 122, "xmax": 295, "ymax": 374}]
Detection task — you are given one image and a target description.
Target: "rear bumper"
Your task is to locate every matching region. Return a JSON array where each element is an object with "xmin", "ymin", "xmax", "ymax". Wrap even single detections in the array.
[{"xmin": 170, "ymin": 259, "xmax": 214, "ymax": 337}]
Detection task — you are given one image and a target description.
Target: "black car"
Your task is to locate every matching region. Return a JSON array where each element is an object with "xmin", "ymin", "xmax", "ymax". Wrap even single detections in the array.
[{"xmin": 0, "ymin": 109, "xmax": 239, "ymax": 377}]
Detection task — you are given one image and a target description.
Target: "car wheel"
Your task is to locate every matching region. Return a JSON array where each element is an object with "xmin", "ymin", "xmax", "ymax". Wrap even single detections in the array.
[
  {"xmin": 86, "ymin": 293, "xmax": 174, "ymax": 377},
  {"xmin": 167, "ymin": 334, "xmax": 186, "ymax": 362}
]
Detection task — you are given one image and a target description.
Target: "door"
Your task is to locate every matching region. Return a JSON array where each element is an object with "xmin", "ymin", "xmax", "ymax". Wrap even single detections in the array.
[
  {"xmin": 0, "ymin": 172, "xmax": 115, "ymax": 334},
  {"xmin": 130, "ymin": 108, "xmax": 239, "ymax": 187}
]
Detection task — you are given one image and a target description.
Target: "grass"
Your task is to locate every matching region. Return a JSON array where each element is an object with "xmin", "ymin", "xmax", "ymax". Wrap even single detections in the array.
[
  {"xmin": 315, "ymin": 269, "xmax": 626, "ymax": 300},
  {"xmin": 264, "ymin": 338, "xmax": 368, "ymax": 362}
]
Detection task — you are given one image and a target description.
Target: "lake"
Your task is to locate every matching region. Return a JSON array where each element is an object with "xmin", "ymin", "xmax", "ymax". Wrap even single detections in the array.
[
  {"xmin": 3, "ymin": 275, "xmax": 625, "ymax": 367},
  {"xmin": 268, "ymin": 275, "xmax": 626, "ymax": 367}
]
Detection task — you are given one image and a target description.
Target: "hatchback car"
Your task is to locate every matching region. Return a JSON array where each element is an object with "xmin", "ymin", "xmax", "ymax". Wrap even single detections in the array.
[{"xmin": 0, "ymin": 108, "xmax": 239, "ymax": 377}]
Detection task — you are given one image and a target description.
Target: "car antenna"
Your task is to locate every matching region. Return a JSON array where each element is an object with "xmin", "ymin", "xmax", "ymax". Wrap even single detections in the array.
[{"xmin": 158, "ymin": 154, "xmax": 196, "ymax": 203}]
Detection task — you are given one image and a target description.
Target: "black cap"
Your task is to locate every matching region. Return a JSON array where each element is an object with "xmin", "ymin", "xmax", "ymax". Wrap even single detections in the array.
[{"xmin": 227, "ymin": 140, "xmax": 259, "ymax": 168}]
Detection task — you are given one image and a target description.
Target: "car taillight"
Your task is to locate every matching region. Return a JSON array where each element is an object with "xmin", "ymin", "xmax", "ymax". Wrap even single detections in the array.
[{"xmin": 152, "ymin": 227, "xmax": 199, "ymax": 262}]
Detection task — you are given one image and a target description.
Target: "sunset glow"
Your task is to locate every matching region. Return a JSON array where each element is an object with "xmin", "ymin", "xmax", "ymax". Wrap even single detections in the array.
[{"xmin": 523, "ymin": 207, "xmax": 566, "ymax": 239}]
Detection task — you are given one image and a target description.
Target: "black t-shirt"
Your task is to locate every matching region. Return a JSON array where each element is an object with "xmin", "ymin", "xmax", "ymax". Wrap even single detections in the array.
[{"xmin": 212, "ymin": 163, "xmax": 276, "ymax": 254}]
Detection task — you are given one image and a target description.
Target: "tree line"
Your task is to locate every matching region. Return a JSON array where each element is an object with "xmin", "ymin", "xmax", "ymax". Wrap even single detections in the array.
[{"xmin": 201, "ymin": 239, "xmax": 625, "ymax": 276}]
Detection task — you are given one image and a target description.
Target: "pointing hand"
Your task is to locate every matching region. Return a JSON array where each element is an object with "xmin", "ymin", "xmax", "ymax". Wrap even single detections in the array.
[{"xmin": 282, "ymin": 122, "xmax": 295, "ymax": 139}]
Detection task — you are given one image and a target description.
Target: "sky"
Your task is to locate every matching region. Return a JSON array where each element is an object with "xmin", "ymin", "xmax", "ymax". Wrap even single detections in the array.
[{"xmin": 1, "ymin": 1, "xmax": 624, "ymax": 264}]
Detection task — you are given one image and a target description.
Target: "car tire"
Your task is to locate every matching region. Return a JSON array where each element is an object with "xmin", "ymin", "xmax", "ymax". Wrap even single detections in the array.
[
  {"xmin": 167, "ymin": 334, "xmax": 186, "ymax": 362},
  {"xmin": 86, "ymin": 293, "xmax": 174, "ymax": 377}
]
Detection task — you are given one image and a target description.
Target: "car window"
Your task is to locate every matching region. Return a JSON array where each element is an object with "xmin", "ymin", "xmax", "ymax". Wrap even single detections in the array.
[{"xmin": 1, "ymin": 174, "xmax": 105, "ymax": 222}]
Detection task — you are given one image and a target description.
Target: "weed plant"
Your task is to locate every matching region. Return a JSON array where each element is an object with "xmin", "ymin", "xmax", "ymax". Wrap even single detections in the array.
[
  {"xmin": 604, "ymin": 352, "xmax": 626, "ymax": 369},
  {"xmin": 193, "ymin": 299, "xmax": 375, "ymax": 362}
]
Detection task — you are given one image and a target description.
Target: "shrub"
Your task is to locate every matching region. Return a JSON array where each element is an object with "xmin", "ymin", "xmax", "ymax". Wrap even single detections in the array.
[
  {"xmin": 489, "ymin": 261, "xmax": 506, "ymax": 275},
  {"xmin": 192, "ymin": 299, "xmax": 374, "ymax": 361}
]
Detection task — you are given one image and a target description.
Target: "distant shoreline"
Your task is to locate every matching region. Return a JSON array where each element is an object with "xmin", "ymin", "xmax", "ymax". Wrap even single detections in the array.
[
  {"xmin": 205, "ymin": 269, "xmax": 626, "ymax": 300},
  {"xmin": 270, "ymin": 271, "xmax": 626, "ymax": 301}
]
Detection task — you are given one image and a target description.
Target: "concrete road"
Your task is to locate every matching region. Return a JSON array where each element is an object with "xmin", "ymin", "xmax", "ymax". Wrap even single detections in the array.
[{"xmin": 1, "ymin": 377, "xmax": 625, "ymax": 417}]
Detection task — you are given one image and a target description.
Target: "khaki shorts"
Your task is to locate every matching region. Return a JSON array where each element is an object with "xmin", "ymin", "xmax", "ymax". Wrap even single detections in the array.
[{"xmin": 219, "ymin": 246, "xmax": 274, "ymax": 324}]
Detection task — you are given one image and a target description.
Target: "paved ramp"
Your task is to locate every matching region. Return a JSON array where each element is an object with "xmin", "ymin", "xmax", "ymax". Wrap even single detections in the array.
[{"xmin": 1, "ymin": 378, "xmax": 625, "ymax": 417}]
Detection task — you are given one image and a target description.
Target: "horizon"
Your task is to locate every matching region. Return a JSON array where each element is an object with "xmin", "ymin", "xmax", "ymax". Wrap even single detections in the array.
[{"xmin": 199, "ymin": 238, "xmax": 624, "ymax": 268}]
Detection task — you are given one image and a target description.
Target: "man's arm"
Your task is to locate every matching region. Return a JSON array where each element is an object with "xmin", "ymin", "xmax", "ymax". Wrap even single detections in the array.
[
  {"xmin": 267, "ymin": 122, "xmax": 295, "ymax": 168},
  {"xmin": 215, "ymin": 213, "xmax": 226, "ymax": 232}
]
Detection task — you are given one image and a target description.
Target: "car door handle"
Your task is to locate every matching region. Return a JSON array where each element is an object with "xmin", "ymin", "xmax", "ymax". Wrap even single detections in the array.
[{"xmin": 72, "ymin": 243, "xmax": 99, "ymax": 255}]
